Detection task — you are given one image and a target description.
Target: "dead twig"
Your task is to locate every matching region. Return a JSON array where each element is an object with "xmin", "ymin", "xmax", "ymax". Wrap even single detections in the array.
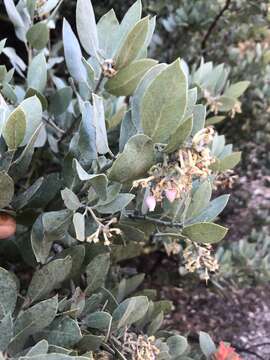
[{"xmin": 201, "ymin": 0, "xmax": 232, "ymax": 51}]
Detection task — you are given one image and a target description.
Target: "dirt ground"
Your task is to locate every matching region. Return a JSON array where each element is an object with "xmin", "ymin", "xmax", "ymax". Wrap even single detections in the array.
[
  {"xmin": 162, "ymin": 282, "xmax": 270, "ymax": 360},
  {"xmin": 139, "ymin": 253, "xmax": 270, "ymax": 360}
]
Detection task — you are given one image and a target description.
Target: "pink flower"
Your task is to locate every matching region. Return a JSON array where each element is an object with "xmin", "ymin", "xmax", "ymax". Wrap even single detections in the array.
[
  {"xmin": 165, "ymin": 189, "xmax": 177, "ymax": 203},
  {"xmin": 145, "ymin": 195, "xmax": 156, "ymax": 212},
  {"xmin": 214, "ymin": 342, "xmax": 242, "ymax": 360}
]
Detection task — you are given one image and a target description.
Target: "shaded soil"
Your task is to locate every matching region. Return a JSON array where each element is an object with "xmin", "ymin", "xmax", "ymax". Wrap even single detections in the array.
[
  {"xmin": 140, "ymin": 253, "xmax": 270, "ymax": 360},
  {"xmin": 162, "ymin": 281, "xmax": 270, "ymax": 360}
]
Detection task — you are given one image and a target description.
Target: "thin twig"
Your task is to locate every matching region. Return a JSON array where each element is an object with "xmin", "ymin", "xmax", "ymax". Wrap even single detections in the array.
[
  {"xmin": 94, "ymin": 73, "xmax": 104, "ymax": 93},
  {"xmin": 248, "ymin": 342, "xmax": 270, "ymax": 349},
  {"xmin": 42, "ymin": 117, "xmax": 65, "ymax": 134},
  {"xmin": 201, "ymin": 0, "xmax": 232, "ymax": 51},
  {"xmin": 58, "ymin": 115, "xmax": 81, "ymax": 143},
  {"xmin": 234, "ymin": 346, "xmax": 265, "ymax": 360},
  {"xmin": 154, "ymin": 232, "xmax": 185, "ymax": 239},
  {"xmin": 126, "ymin": 212, "xmax": 184, "ymax": 228},
  {"xmin": 88, "ymin": 207, "xmax": 103, "ymax": 227},
  {"xmin": 98, "ymin": 160, "xmax": 114, "ymax": 174}
]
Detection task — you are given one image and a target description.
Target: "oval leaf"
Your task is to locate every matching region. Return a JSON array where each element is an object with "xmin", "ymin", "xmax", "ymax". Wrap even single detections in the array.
[
  {"xmin": 19, "ymin": 96, "xmax": 43, "ymax": 146},
  {"xmin": 3, "ymin": 107, "xmax": 26, "ymax": 149},
  {"xmin": 140, "ymin": 59, "xmax": 187, "ymax": 143},
  {"xmin": 183, "ymin": 222, "xmax": 228, "ymax": 244},
  {"xmin": 27, "ymin": 257, "xmax": 72, "ymax": 303},
  {"xmin": 27, "ymin": 53, "xmax": 47, "ymax": 93},
  {"xmin": 0, "ymin": 267, "xmax": 18, "ymax": 316},
  {"xmin": 164, "ymin": 116, "xmax": 193, "ymax": 154},
  {"xmin": 105, "ymin": 59, "xmax": 157, "ymax": 96},
  {"xmin": 76, "ymin": 0, "xmax": 99, "ymax": 58},
  {"xmin": 26, "ymin": 22, "xmax": 49, "ymax": 50},
  {"xmin": 0, "ymin": 171, "xmax": 14, "ymax": 208},
  {"xmin": 115, "ymin": 17, "xmax": 149, "ymax": 69},
  {"xmin": 109, "ymin": 134, "xmax": 155, "ymax": 183},
  {"xmin": 63, "ymin": 18, "xmax": 87, "ymax": 83},
  {"xmin": 112, "ymin": 296, "xmax": 149, "ymax": 330}
]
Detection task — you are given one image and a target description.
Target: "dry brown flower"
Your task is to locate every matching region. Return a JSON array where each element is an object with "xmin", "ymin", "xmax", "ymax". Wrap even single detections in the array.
[
  {"xmin": 183, "ymin": 240, "xmax": 219, "ymax": 282},
  {"xmin": 124, "ymin": 333, "xmax": 160, "ymax": 360},
  {"xmin": 102, "ymin": 59, "xmax": 118, "ymax": 78}
]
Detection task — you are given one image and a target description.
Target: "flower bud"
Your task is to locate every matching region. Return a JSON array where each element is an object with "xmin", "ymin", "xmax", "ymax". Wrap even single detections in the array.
[
  {"xmin": 0, "ymin": 214, "xmax": 16, "ymax": 239},
  {"xmin": 145, "ymin": 196, "xmax": 156, "ymax": 212},
  {"xmin": 165, "ymin": 189, "xmax": 177, "ymax": 203}
]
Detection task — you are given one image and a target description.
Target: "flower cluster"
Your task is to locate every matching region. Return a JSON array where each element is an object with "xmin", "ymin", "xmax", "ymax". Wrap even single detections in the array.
[
  {"xmin": 35, "ymin": 0, "xmax": 49, "ymax": 19},
  {"xmin": 102, "ymin": 59, "xmax": 117, "ymax": 78},
  {"xmin": 94, "ymin": 351, "xmax": 113, "ymax": 360},
  {"xmin": 164, "ymin": 240, "xmax": 182, "ymax": 256},
  {"xmin": 183, "ymin": 240, "xmax": 219, "ymax": 282},
  {"xmin": 214, "ymin": 170, "xmax": 239, "ymax": 190},
  {"xmin": 133, "ymin": 127, "xmax": 215, "ymax": 212},
  {"xmin": 204, "ymin": 89, "xmax": 223, "ymax": 115},
  {"xmin": 229, "ymin": 101, "xmax": 242, "ymax": 118},
  {"xmin": 124, "ymin": 333, "xmax": 160, "ymax": 360},
  {"xmin": 204, "ymin": 90, "xmax": 242, "ymax": 119},
  {"xmin": 86, "ymin": 215, "xmax": 122, "ymax": 246},
  {"xmin": 213, "ymin": 342, "xmax": 242, "ymax": 360}
]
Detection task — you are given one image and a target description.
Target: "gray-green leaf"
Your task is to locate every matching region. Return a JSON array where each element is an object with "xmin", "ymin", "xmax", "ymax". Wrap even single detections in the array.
[
  {"xmin": 112, "ymin": 296, "xmax": 149, "ymax": 330},
  {"xmin": 63, "ymin": 18, "xmax": 87, "ymax": 83},
  {"xmin": 199, "ymin": 331, "xmax": 216, "ymax": 357},
  {"xmin": 164, "ymin": 116, "xmax": 193, "ymax": 154},
  {"xmin": 61, "ymin": 188, "xmax": 82, "ymax": 211},
  {"xmin": 186, "ymin": 180, "xmax": 212, "ymax": 220},
  {"xmin": 92, "ymin": 94, "xmax": 110, "ymax": 155},
  {"xmin": 109, "ymin": 134, "xmax": 155, "ymax": 183},
  {"xmin": 26, "ymin": 22, "xmax": 49, "ymax": 50},
  {"xmin": 73, "ymin": 212, "xmax": 85, "ymax": 242},
  {"xmin": 0, "ymin": 172, "xmax": 14, "ymax": 208},
  {"xmin": 38, "ymin": 316, "xmax": 82, "ymax": 348},
  {"xmin": 83, "ymin": 311, "xmax": 112, "ymax": 330},
  {"xmin": 76, "ymin": 0, "xmax": 99, "ymax": 58},
  {"xmin": 49, "ymin": 87, "xmax": 72, "ymax": 116},
  {"xmin": 105, "ymin": 59, "xmax": 157, "ymax": 96},
  {"xmin": 75, "ymin": 160, "xmax": 108, "ymax": 201},
  {"xmin": 115, "ymin": 17, "xmax": 149, "ymax": 69},
  {"xmin": 0, "ymin": 267, "xmax": 18, "ymax": 317},
  {"xmin": 27, "ymin": 257, "xmax": 72, "ymax": 303},
  {"xmin": 183, "ymin": 222, "xmax": 228, "ymax": 244},
  {"xmin": 219, "ymin": 152, "xmax": 241, "ymax": 171},
  {"xmin": 0, "ymin": 313, "xmax": 13, "ymax": 352},
  {"xmin": 27, "ymin": 53, "xmax": 47, "ymax": 93},
  {"xmin": 3, "ymin": 107, "xmax": 26, "ymax": 149},
  {"xmin": 95, "ymin": 193, "xmax": 135, "ymax": 214},
  {"xmin": 19, "ymin": 96, "xmax": 43, "ymax": 146},
  {"xmin": 189, "ymin": 195, "xmax": 230, "ymax": 224},
  {"xmin": 140, "ymin": 59, "xmax": 187, "ymax": 143},
  {"xmin": 224, "ymin": 81, "xmax": 250, "ymax": 98},
  {"xmin": 167, "ymin": 335, "xmax": 188, "ymax": 358},
  {"xmin": 85, "ymin": 253, "xmax": 110, "ymax": 294},
  {"xmin": 9, "ymin": 296, "xmax": 58, "ymax": 355}
]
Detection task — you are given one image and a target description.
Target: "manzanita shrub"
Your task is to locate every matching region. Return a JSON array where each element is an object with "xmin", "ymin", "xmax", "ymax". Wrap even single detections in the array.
[{"xmin": 0, "ymin": 0, "xmax": 247, "ymax": 358}]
